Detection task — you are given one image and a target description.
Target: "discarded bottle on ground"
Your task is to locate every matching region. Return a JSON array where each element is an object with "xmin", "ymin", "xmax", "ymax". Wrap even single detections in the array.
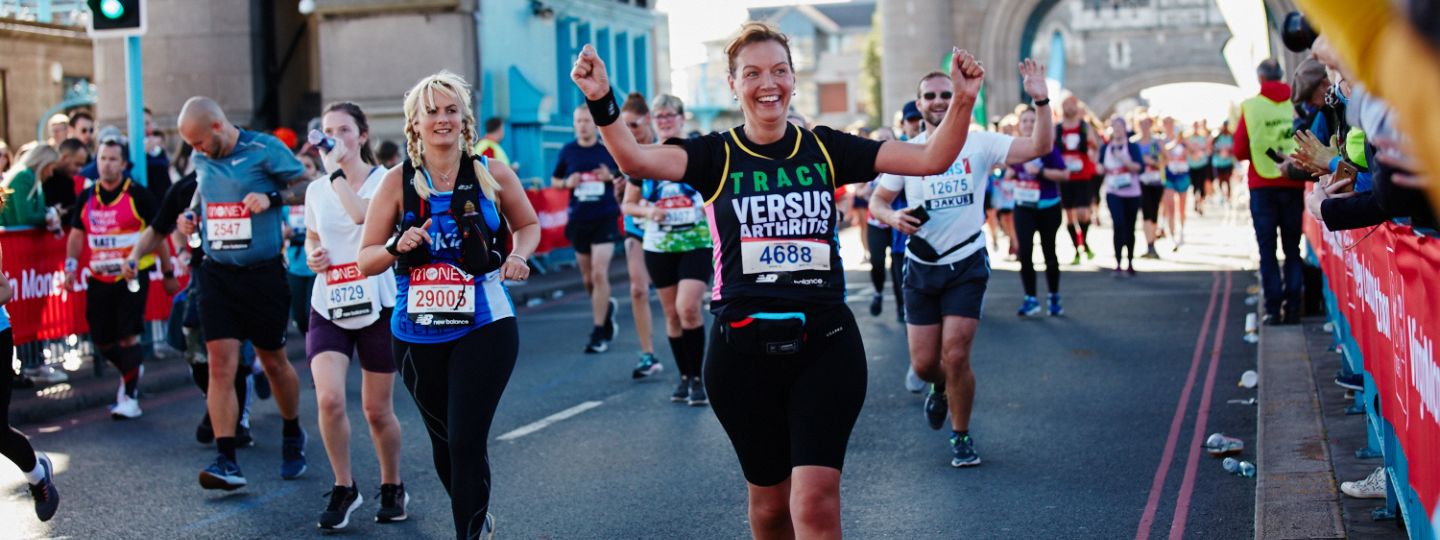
[
  {"xmin": 1222, "ymin": 457, "xmax": 1256, "ymax": 477},
  {"xmin": 1204, "ymin": 433, "xmax": 1245, "ymax": 456}
]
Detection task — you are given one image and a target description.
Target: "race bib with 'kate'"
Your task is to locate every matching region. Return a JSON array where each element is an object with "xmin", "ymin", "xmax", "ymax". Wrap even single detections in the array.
[
  {"xmin": 324, "ymin": 263, "xmax": 375, "ymax": 320},
  {"xmin": 206, "ymin": 203, "xmax": 253, "ymax": 251},
  {"xmin": 407, "ymin": 263, "xmax": 475, "ymax": 326}
]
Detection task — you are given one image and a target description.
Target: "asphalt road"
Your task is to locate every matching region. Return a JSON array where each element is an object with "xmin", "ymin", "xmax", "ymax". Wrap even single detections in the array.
[{"xmin": 3, "ymin": 203, "xmax": 1262, "ymax": 539}]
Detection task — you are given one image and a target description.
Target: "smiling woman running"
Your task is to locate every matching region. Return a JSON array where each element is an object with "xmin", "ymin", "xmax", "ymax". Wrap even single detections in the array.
[
  {"xmin": 572, "ymin": 21, "xmax": 984, "ymax": 538},
  {"xmin": 357, "ymin": 71, "xmax": 540, "ymax": 540}
]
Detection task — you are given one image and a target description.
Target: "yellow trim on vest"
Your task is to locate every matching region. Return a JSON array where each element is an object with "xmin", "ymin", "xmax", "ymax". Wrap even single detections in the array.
[
  {"xmin": 727, "ymin": 126, "xmax": 802, "ymax": 161},
  {"xmin": 706, "ymin": 139, "xmax": 732, "ymax": 207},
  {"xmin": 813, "ymin": 131, "xmax": 835, "ymax": 186}
]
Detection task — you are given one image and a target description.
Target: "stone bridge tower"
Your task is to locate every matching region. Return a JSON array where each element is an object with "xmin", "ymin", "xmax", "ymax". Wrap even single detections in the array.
[{"xmin": 878, "ymin": 0, "xmax": 1286, "ymax": 124}]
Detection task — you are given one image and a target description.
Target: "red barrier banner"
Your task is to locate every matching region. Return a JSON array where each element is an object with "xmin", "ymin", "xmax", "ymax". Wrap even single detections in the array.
[
  {"xmin": 1, "ymin": 228, "xmax": 188, "ymax": 346},
  {"xmin": 525, "ymin": 188, "xmax": 572, "ymax": 255},
  {"xmin": 1305, "ymin": 215, "xmax": 1440, "ymax": 517}
]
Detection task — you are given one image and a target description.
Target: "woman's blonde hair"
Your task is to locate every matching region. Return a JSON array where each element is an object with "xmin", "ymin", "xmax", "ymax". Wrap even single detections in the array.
[
  {"xmin": 2, "ymin": 143, "xmax": 60, "ymax": 199},
  {"xmin": 402, "ymin": 70, "xmax": 501, "ymax": 204}
]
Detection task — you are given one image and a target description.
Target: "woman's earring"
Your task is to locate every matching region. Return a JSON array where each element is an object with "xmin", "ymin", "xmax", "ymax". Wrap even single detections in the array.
[
  {"xmin": 792, "ymin": 91, "xmax": 798, "ymax": 96},
  {"xmin": 732, "ymin": 95, "xmax": 738, "ymax": 102}
]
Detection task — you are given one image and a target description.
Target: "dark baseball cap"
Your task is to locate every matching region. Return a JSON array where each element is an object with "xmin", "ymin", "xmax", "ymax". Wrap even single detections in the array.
[{"xmin": 903, "ymin": 100, "xmax": 922, "ymax": 121}]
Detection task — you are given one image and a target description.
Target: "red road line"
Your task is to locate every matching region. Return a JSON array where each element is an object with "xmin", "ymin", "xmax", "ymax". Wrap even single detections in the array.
[
  {"xmin": 1168, "ymin": 271, "xmax": 1234, "ymax": 540},
  {"xmin": 1135, "ymin": 270, "xmax": 1221, "ymax": 540}
]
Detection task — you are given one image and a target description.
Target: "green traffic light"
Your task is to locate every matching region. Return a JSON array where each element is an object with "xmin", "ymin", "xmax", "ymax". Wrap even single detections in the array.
[{"xmin": 100, "ymin": 0, "xmax": 124, "ymax": 19}]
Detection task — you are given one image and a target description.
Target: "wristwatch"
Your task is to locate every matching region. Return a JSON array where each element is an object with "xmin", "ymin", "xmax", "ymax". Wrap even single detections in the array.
[
  {"xmin": 330, "ymin": 169, "xmax": 346, "ymax": 183},
  {"xmin": 385, "ymin": 233, "xmax": 403, "ymax": 256}
]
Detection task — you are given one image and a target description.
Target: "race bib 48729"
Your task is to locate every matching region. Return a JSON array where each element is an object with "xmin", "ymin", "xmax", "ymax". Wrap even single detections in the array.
[{"xmin": 324, "ymin": 263, "xmax": 375, "ymax": 320}]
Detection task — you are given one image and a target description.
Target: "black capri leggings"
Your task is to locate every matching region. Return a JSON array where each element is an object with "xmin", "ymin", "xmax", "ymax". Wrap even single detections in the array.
[
  {"xmin": 394, "ymin": 318, "xmax": 518, "ymax": 540},
  {"xmin": 1013, "ymin": 205, "xmax": 1062, "ymax": 297},
  {"xmin": 866, "ymin": 224, "xmax": 902, "ymax": 299},
  {"xmin": 1, "ymin": 329, "xmax": 39, "ymax": 474},
  {"xmin": 704, "ymin": 307, "xmax": 867, "ymax": 487},
  {"xmin": 1140, "ymin": 185, "xmax": 1164, "ymax": 223}
]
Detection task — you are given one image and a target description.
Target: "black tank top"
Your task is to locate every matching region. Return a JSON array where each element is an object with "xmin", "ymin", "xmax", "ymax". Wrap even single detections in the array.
[{"xmin": 705, "ymin": 126, "xmax": 841, "ymax": 311}]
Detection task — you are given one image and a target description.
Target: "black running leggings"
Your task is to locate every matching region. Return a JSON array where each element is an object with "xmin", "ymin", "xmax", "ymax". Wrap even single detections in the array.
[
  {"xmin": 1, "ymin": 329, "xmax": 38, "ymax": 473},
  {"xmin": 1107, "ymin": 194, "xmax": 1142, "ymax": 264},
  {"xmin": 1013, "ymin": 204, "xmax": 1062, "ymax": 297},
  {"xmin": 705, "ymin": 307, "xmax": 867, "ymax": 487},
  {"xmin": 394, "ymin": 318, "xmax": 517, "ymax": 540},
  {"xmin": 866, "ymin": 224, "xmax": 903, "ymax": 304}
]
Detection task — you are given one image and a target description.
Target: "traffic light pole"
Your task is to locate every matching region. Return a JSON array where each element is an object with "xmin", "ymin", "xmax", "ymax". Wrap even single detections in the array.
[{"xmin": 124, "ymin": 35, "xmax": 146, "ymax": 187}]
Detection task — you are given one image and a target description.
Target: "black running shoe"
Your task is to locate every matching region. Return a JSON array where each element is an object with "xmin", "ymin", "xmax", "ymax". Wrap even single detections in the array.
[
  {"xmin": 584, "ymin": 327, "xmax": 610, "ymax": 354},
  {"xmin": 671, "ymin": 376, "xmax": 690, "ymax": 403},
  {"xmin": 1335, "ymin": 372, "xmax": 1364, "ymax": 391},
  {"xmin": 604, "ymin": 297, "xmax": 619, "ymax": 340},
  {"xmin": 924, "ymin": 385, "xmax": 948, "ymax": 430},
  {"xmin": 29, "ymin": 453, "xmax": 59, "ymax": 522},
  {"xmin": 376, "ymin": 483, "xmax": 409, "ymax": 523},
  {"xmin": 235, "ymin": 424, "xmax": 254, "ymax": 448},
  {"xmin": 196, "ymin": 414, "xmax": 214, "ymax": 444},
  {"xmin": 317, "ymin": 483, "xmax": 362, "ymax": 530},
  {"xmin": 687, "ymin": 378, "xmax": 709, "ymax": 407},
  {"xmin": 869, "ymin": 293, "xmax": 883, "ymax": 317}
]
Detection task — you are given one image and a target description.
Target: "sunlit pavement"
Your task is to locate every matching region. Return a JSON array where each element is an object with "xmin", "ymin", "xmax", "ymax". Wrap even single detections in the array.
[{"xmin": 4, "ymin": 195, "xmax": 1263, "ymax": 539}]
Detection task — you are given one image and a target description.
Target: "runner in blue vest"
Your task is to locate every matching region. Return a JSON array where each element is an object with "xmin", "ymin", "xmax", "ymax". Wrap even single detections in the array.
[{"xmin": 358, "ymin": 70, "xmax": 540, "ymax": 539}]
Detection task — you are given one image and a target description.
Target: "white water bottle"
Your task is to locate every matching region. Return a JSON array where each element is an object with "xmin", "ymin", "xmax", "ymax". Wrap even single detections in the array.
[
  {"xmin": 125, "ymin": 261, "xmax": 141, "ymax": 293},
  {"xmin": 184, "ymin": 210, "xmax": 202, "ymax": 248}
]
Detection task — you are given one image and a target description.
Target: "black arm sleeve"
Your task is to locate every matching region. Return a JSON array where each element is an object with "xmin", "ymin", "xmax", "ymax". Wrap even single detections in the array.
[
  {"xmin": 152, "ymin": 175, "xmax": 197, "ymax": 236},
  {"xmin": 1320, "ymin": 192, "xmax": 1389, "ymax": 230},
  {"xmin": 812, "ymin": 126, "xmax": 883, "ymax": 186}
]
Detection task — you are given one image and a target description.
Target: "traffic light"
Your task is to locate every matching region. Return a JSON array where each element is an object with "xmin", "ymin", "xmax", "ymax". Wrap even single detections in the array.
[{"xmin": 87, "ymin": 0, "xmax": 146, "ymax": 38}]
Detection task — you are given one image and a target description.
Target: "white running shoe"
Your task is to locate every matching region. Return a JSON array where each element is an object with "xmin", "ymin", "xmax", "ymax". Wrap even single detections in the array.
[
  {"xmin": 110, "ymin": 394, "xmax": 143, "ymax": 420},
  {"xmin": 1341, "ymin": 467, "xmax": 1387, "ymax": 499},
  {"xmin": 23, "ymin": 365, "xmax": 69, "ymax": 384},
  {"xmin": 905, "ymin": 366, "xmax": 925, "ymax": 394}
]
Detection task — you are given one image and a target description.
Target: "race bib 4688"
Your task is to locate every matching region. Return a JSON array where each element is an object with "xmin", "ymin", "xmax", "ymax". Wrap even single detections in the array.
[{"xmin": 740, "ymin": 238, "xmax": 830, "ymax": 274}]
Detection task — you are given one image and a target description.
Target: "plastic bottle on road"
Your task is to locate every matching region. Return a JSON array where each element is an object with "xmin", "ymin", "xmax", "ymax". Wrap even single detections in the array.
[
  {"xmin": 1222, "ymin": 457, "xmax": 1256, "ymax": 477},
  {"xmin": 1204, "ymin": 433, "xmax": 1245, "ymax": 456}
]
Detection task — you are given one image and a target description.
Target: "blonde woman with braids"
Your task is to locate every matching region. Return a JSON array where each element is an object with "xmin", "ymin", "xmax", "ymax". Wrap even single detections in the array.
[{"xmin": 357, "ymin": 70, "xmax": 539, "ymax": 540}]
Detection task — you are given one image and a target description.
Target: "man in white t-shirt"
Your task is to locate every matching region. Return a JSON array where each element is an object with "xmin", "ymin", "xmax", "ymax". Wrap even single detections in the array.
[{"xmin": 870, "ymin": 59, "xmax": 1053, "ymax": 468}]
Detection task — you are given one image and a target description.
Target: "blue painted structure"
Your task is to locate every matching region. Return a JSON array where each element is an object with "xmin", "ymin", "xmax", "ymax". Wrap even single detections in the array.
[{"xmin": 476, "ymin": 0, "xmax": 659, "ymax": 188}]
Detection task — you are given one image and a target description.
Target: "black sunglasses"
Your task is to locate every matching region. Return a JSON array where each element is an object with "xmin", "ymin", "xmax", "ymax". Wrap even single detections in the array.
[{"xmin": 922, "ymin": 91, "xmax": 953, "ymax": 101}]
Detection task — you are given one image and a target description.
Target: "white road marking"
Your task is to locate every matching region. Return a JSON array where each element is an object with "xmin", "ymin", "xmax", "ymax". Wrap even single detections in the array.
[{"xmin": 497, "ymin": 400, "xmax": 605, "ymax": 441}]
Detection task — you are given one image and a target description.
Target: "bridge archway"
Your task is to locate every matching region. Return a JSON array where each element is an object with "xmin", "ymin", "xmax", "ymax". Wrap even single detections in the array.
[{"xmin": 1088, "ymin": 64, "xmax": 1238, "ymax": 118}]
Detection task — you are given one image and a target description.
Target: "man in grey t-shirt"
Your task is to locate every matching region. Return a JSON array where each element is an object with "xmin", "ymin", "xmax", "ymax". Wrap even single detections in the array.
[{"xmin": 173, "ymin": 97, "xmax": 309, "ymax": 491}]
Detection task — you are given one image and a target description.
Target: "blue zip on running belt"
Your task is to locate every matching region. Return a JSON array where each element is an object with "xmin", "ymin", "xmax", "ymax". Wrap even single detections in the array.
[{"xmin": 729, "ymin": 312, "xmax": 807, "ymax": 328}]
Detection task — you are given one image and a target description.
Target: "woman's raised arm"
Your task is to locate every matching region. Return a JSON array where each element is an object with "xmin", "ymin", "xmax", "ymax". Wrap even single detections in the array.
[{"xmin": 571, "ymin": 44, "xmax": 689, "ymax": 182}]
